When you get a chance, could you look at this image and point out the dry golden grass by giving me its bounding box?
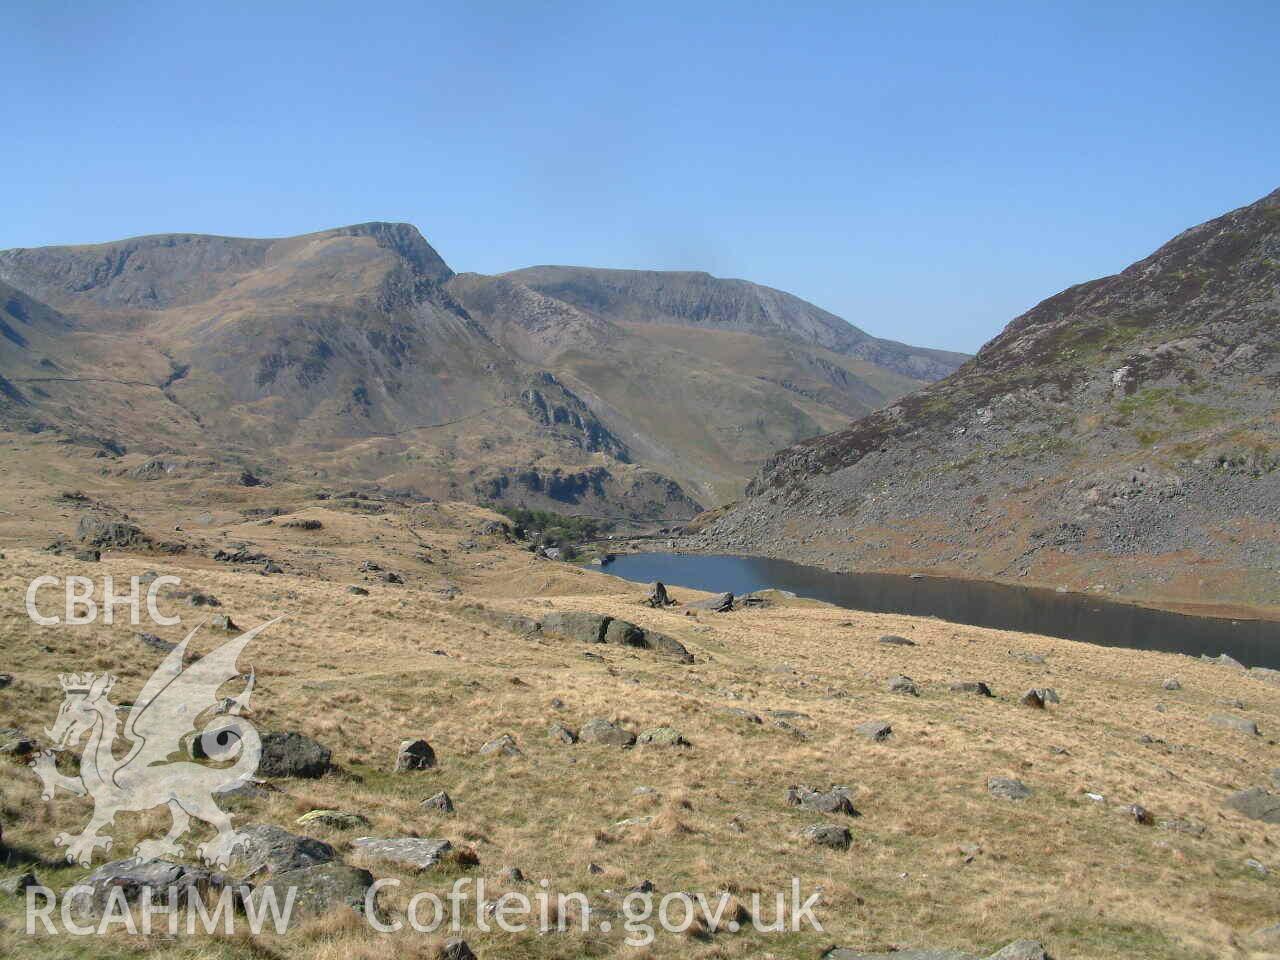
[0,437,1277,959]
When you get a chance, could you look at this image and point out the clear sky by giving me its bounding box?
[3,2,1277,352]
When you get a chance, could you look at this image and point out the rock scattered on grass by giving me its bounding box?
[800,822,851,850]
[1209,714,1259,736]
[395,738,437,772]
[479,734,522,757]
[987,777,1032,801]
[423,790,455,813]
[950,681,993,697]
[350,836,453,872]
[296,809,370,830]
[1019,690,1046,709]
[580,718,636,747]
[258,731,332,779]
[786,785,857,816]
[548,721,578,744]
[855,720,893,742]
[888,675,919,696]
[637,726,689,747]
[1224,787,1280,823]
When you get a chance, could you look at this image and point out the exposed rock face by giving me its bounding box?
[697,188,1280,607]
[538,611,693,662]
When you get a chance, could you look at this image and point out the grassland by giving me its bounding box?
[0,435,1277,959]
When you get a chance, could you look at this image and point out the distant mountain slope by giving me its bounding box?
[503,265,968,379]
[0,223,962,521]
[697,188,1280,609]
[449,271,942,504]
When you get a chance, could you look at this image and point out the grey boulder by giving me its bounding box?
[258,731,332,778]
[580,718,636,747]
[350,836,453,872]
[235,824,335,876]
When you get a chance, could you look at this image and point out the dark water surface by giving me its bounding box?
[602,552,1280,669]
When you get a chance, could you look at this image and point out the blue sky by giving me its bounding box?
[3,2,1276,352]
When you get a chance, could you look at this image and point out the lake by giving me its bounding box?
[600,552,1280,669]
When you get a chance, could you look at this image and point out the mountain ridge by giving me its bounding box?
[0,221,962,520]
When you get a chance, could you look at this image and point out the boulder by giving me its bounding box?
[1032,688,1060,704]
[439,940,477,960]
[888,675,919,696]
[540,610,610,643]
[689,592,734,612]
[1019,690,1045,709]
[1202,652,1245,669]
[580,718,636,747]
[395,738,437,771]
[1209,714,1259,736]
[640,629,695,663]
[987,777,1032,800]
[786,786,857,816]
[646,582,674,607]
[636,726,689,748]
[350,836,453,872]
[1162,678,1181,690]
[879,635,916,646]
[603,618,647,647]
[258,731,332,778]
[247,863,375,927]
[950,681,993,697]
[71,858,239,918]
[1224,787,1280,824]
[423,790,455,813]
[235,824,336,875]
[800,822,851,850]
[548,721,578,744]
[855,720,893,742]
[347,585,370,596]
[0,871,39,896]
[295,810,370,830]
[479,734,522,757]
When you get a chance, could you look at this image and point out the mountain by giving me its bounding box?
[0,224,961,520]
[503,265,967,379]
[697,188,1280,609]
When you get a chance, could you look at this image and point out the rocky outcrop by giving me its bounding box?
[698,187,1280,607]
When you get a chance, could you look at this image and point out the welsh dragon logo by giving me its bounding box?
[31,619,278,867]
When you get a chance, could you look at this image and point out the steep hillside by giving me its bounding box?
[698,188,1280,609]
[450,272,942,503]
[0,225,697,519]
[504,265,968,379]
[0,223,961,520]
